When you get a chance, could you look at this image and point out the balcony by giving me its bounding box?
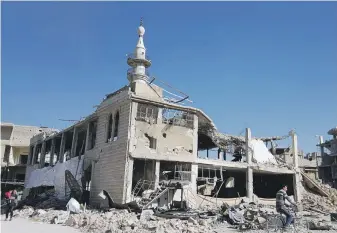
[127,68,150,78]
[1,178,25,185]
[127,53,151,68]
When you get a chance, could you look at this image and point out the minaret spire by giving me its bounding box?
[127,18,151,84]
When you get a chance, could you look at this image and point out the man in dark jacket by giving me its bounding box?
[276,185,297,229]
[5,189,17,221]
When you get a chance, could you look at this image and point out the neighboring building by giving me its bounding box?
[318,127,337,187]
[24,21,303,207]
[272,145,320,180]
[1,122,57,185]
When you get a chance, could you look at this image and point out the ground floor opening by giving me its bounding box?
[253,172,294,198]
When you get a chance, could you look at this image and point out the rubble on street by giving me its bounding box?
[13,181,337,233]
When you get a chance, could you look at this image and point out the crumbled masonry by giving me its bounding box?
[13,172,337,233]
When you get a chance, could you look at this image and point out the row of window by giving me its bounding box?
[28,110,121,166]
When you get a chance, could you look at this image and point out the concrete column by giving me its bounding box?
[319,136,324,159]
[180,187,184,208]
[27,146,33,166]
[155,161,160,188]
[124,158,134,203]
[292,133,299,168]
[245,128,253,202]
[50,138,56,166]
[40,141,47,168]
[85,124,90,152]
[71,127,78,158]
[59,133,66,163]
[8,146,14,166]
[31,144,37,165]
[292,131,302,203]
[193,114,199,159]
[317,136,324,179]
[191,163,198,194]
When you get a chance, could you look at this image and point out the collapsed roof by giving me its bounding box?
[198,121,290,151]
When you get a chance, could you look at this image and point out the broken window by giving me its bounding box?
[88,120,97,150]
[54,137,62,164]
[15,173,25,182]
[145,134,157,149]
[113,111,119,141]
[34,144,42,164]
[106,114,113,142]
[44,140,52,167]
[19,154,28,165]
[64,131,74,161]
[160,161,191,181]
[162,108,194,128]
[136,103,158,124]
[29,146,34,165]
[3,145,11,163]
[75,129,87,157]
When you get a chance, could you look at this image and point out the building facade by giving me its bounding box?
[318,127,337,187]
[1,122,56,184]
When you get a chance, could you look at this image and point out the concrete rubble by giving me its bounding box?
[13,182,337,233]
[300,178,337,214]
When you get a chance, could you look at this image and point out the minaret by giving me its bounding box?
[127,18,152,83]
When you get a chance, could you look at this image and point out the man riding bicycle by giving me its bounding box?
[276,184,297,229]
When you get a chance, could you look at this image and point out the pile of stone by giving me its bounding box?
[300,181,337,214]
[219,200,270,231]
[14,206,220,233]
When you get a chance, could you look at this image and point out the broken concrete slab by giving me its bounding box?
[301,171,329,197]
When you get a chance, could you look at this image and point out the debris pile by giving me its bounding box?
[219,200,272,231]
[16,190,68,210]
[14,207,220,233]
[300,180,337,214]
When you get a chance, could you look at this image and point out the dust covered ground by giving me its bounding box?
[5,206,337,233]
[1,215,80,233]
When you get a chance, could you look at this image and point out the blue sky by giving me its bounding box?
[2,2,337,153]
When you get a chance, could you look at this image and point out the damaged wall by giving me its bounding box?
[25,156,84,199]
[131,121,194,160]
[129,102,197,163]
[89,92,131,206]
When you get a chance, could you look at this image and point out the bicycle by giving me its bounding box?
[265,206,301,232]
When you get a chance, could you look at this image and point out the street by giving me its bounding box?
[1,215,80,233]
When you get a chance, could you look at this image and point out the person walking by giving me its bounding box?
[5,189,17,221]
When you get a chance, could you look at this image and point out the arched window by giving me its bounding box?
[113,111,119,140]
[106,114,113,142]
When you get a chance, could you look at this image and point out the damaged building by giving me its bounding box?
[318,127,337,188]
[1,122,56,195]
[23,20,303,208]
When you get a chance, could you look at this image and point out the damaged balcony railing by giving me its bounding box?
[131,179,155,201]
[162,108,194,129]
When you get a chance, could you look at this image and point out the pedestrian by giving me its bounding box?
[4,189,17,221]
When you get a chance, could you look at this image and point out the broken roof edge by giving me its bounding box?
[130,93,216,129]
[103,85,130,102]
[131,94,290,147]
[1,122,14,127]
[30,87,130,144]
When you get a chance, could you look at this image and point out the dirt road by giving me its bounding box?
[1,216,80,233]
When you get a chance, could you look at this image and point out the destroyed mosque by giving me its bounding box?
[23,21,304,208]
